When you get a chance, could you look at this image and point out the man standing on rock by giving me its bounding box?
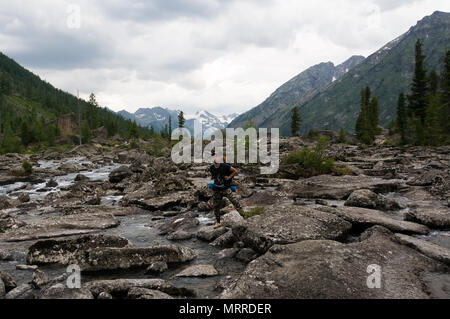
[210,157,242,228]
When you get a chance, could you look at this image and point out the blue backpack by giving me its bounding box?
[209,182,237,192]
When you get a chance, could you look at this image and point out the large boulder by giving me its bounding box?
[404,206,450,229]
[83,279,194,298]
[315,206,430,235]
[109,166,132,183]
[345,189,400,211]
[27,235,132,265]
[27,235,196,271]
[220,226,448,299]
[232,206,352,254]
[221,210,244,228]
[394,233,450,266]
[197,226,228,242]
[283,175,404,200]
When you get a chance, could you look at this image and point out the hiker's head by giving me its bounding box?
[213,156,222,168]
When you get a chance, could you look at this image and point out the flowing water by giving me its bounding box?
[0,158,245,298]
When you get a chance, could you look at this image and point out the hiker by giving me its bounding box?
[210,157,241,228]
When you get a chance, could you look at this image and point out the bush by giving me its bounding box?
[129,139,140,150]
[240,207,265,219]
[22,160,33,175]
[332,166,353,176]
[282,136,335,177]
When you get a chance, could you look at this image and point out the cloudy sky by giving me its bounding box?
[1,0,449,115]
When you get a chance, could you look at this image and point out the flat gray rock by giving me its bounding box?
[232,205,352,253]
[174,265,219,278]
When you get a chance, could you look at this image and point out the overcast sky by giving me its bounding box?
[1,0,449,115]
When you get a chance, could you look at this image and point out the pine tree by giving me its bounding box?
[441,50,450,140]
[355,87,375,144]
[178,111,185,129]
[397,93,407,145]
[128,121,139,139]
[81,122,92,144]
[290,106,301,136]
[368,96,379,135]
[168,116,172,140]
[408,39,429,124]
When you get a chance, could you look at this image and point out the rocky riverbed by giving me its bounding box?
[0,139,449,299]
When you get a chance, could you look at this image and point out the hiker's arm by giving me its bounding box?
[225,166,238,180]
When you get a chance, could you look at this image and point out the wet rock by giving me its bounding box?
[220,226,447,299]
[5,284,35,299]
[210,230,237,248]
[27,234,131,265]
[315,206,430,235]
[217,248,239,259]
[75,174,90,182]
[146,261,168,274]
[345,189,400,211]
[127,287,173,299]
[122,190,196,211]
[0,195,17,210]
[221,210,244,228]
[197,226,228,242]
[81,245,197,271]
[0,270,17,292]
[235,248,258,263]
[27,234,196,271]
[232,206,352,254]
[167,230,194,241]
[109,166,132,183]
[2,213,120,242]
[97,291,113,299]
[16,265,38,271]
[46,179,58,188]
[84,279,195,298]
[30,270,49,289]
[41,283,94,299]
[174,265,219,278]
[18,193,30,203]
[157,214,199,235]
[404,206,450,229]
[394,234,450,265]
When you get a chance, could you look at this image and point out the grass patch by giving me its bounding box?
[282,136,335,177]
[331,166,353,176]
[239,207,265,219]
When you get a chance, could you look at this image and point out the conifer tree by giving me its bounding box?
[408,39,429,124]
[178,111,185,129]
[290,106,301,136]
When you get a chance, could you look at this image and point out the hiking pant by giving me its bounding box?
[213,188,241,223]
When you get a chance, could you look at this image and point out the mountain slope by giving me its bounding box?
[228,55,365,129]
[0,52,149,147]
[236,11,450,135]
[287,10,450,134]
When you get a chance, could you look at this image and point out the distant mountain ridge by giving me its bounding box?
[117,107,239,136]
[229,11,450,135]
[228,55,365,130]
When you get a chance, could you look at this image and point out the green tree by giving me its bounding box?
[168,116,172,140]
[355,87,375,144]
[178,111,185,129]
[408,39,429,124]
[290,106,302,136]
[81,121,92,144]
[338,128,346,143]
[397,93,407,145]
[128,121,139,139]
